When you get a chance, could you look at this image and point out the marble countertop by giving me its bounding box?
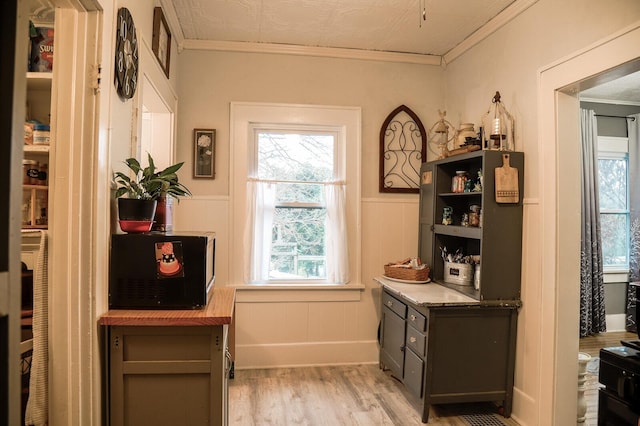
[374,276,480,307]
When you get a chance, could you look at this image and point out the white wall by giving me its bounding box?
[443,1,640,425]
[174,50,444,366]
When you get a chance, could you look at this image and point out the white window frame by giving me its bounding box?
[230,102,362,289]
[597,136,630,274]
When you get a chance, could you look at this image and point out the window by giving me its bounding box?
[249,129,338,282]
[230,103,361,286]
[597,137,630,270]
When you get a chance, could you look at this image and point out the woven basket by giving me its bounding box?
[384,264,430,281]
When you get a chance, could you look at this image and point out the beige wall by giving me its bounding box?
[443,0,640,424]
[173,51,444,366]
[136,1,639,425]
[108,0,180,183]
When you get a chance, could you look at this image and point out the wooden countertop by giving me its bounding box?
[99,287,235,326]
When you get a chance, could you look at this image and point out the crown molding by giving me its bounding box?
[160,0,186,53]
[182,39,442,66]
[162,0,536,65]
[442,0,539,66]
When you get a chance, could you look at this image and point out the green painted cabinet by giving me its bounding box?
[378,150,524,422]
[107,325,230,426]
[419,150,524,300]
[379,287,519,423]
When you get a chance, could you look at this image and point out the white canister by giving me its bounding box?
[456,123,475,148]
[474,264,481,290]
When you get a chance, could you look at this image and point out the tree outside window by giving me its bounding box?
[598,153,629,269]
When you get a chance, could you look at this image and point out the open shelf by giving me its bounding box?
[419,150,524,301]
[26,72,53,90]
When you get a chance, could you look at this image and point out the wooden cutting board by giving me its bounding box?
[494,153,519,203]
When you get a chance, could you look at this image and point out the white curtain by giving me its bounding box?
[324,181,350,284]
[244,179,350,284]
[243,179,276,282]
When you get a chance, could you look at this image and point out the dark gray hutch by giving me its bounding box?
[377,150,524,423]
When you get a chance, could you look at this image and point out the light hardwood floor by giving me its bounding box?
[229,331,637,425]
[579,330,637,426]
[229,364,520,425]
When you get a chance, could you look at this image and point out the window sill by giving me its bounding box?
[231,283,366,303]
[603,270,630,284]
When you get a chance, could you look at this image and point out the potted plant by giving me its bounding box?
[114,154,192,232]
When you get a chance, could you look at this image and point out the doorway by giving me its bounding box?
[539,23,640,425]
[576,72,640,424]
[9,2,104,425]
[139,74,175,169]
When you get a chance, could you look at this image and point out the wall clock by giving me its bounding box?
[114,7,139,100]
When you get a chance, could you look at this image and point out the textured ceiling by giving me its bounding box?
[31,0,638,103]
[580,71,640,104]
[170,0,517,56]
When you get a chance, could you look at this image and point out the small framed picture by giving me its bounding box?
[193,129,216,178]
[152,7,171,78]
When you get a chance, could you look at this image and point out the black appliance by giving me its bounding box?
[598,282,640,425]
[109,232,215,309]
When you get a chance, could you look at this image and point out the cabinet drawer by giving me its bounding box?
[382,292,407,319]
[407,307,427,332]
[405,325,426,357]
[404,348,424,398]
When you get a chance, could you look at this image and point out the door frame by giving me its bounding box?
[46,4,105,425]
[3,0,27,424]
[538,21,640,425]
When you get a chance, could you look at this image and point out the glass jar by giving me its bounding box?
[22,190,31,226]
[34,190,48,226]
[461,213,469,227]
[451,171,467,193]
[23,160,39,185]
[38,163,48,186]
[469,205,481,227]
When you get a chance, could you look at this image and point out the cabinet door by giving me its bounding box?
[380,306,405,379]
[404,347,424,398]
[109,325,228,426]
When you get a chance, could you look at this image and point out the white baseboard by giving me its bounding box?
[511,386,535,426]
[606,313,627,332]
[234,340,379,369]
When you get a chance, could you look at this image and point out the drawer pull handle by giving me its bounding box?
[387,301,393,307]
[410,314,416,321]
[409,336,417,343]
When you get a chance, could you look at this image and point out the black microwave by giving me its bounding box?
[109,232,215,309]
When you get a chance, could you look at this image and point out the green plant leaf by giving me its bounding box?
[125,158,142,175]
[114,154,192,201]
[158,162,184,176]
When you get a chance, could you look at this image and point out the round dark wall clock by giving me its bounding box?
[114,7,139,100]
